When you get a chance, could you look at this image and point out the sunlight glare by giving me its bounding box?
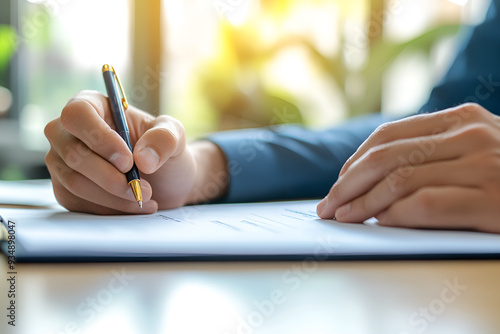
[448,0,468,6]
[81,308,137,334]
[56,0,130,71]
[160,281,240,333]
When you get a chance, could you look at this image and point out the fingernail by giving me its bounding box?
[317,196,329,217]
[335,202,351,220]
[136,147,160,172]
[110,152,132,172]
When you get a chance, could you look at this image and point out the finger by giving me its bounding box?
[46,151,157,214]
[319,122,495,219]
[45,123,154,202]
[59,91,136,173]
[51,179,142,215]
[338,103,489,177]
[377,186,500,233]
[334,157,482,223]
[133,115,186,174]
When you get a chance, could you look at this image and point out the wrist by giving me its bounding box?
[186,141,229,204]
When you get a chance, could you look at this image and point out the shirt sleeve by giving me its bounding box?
[208,113,394,202]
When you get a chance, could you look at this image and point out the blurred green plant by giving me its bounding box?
[0,25,17,78]
[196,3,460,130]
[311,24,461,117]
[198,23,304,131]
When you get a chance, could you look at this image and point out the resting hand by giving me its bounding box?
[45,91,228,214]
[317,103,500,233]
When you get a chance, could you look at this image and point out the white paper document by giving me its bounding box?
[2,200,500,261]
[0,179,59,207]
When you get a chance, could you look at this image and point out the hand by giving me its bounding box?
[316,103,500,233]
[45,91,229,214]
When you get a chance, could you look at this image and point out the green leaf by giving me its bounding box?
[350,24,462,116]
[364,24,461,78]
[0,25,17,74]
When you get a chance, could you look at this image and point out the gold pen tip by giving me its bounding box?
[128,179,143,206]
[0,224,6,241]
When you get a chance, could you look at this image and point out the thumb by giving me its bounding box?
[133,115,186,174]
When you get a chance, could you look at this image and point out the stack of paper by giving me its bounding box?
[0,179,58,207]
[2,199,500,262]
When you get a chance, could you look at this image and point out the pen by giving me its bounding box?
[0,224,6,241]
[102,64,143,208]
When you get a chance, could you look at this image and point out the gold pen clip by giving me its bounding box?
[102,64,129,110]
[0,224,7,241]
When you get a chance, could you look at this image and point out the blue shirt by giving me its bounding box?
[209,0,500,203]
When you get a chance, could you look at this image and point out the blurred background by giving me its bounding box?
[0,0,491,180]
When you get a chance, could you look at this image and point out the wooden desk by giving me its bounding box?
[1,255,499,334]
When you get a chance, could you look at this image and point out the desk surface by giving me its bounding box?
[1,255,499,334]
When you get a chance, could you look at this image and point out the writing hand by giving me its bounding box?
[45,91,228,214]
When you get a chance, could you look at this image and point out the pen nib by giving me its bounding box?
[128,179,143,209]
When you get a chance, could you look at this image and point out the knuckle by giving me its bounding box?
[60,143,83,169]
[171,116,186,133]
[160,114,178,124]
[44,150,54,167]
[159,115,185,138]
[411,189,436,223]
[444,104,464,117]
[458,102,481,112]
[44,119,58,141]
[60,100,84,129]
[477,150,500,182]
[155,114,171,123]
[364,146,388,167]
[460,102,484,114]
[175,123,187,149]
[155,126,177,145]
[342,156,353,168]
[329,184,342,201]
[60,94,103,130]
[387,168,410,196]
[459,124,496,144]
[62,170,84,196]
[458,103,490,121]
[154,118,187,154]
[372,122,394,142]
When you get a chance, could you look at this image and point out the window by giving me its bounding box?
[161,0,489,136]
[13,0,132,150]
[0,0,491,179]
[0,0,132,179]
